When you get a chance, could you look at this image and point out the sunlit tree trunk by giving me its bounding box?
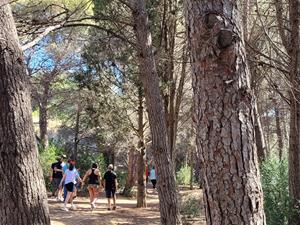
[136,85,147,207]
[131,0,182,223]
[185,0,266,224]
[0,3,50,225]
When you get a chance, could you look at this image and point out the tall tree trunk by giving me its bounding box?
[185,0,266,224]
[253,100,266,162]
[288,0,300,222]
[137,85,147,207]
[131,0,182,223]
[189,146,194,190]
[274,107,283,160]
[124,146,137,196]
[0,3,50,225]
[73,103,80,160]
[39,88,49,149]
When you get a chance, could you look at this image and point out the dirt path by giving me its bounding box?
[50,189,160,225]
[50,187,205,225]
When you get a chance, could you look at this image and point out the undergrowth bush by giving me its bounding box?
[176,166,191,185]
[181,197,201,218]
[39,142,65,191]
[261,156,299,225]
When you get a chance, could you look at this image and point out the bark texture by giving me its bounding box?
[185,0,266,224]
[0,4,50,225]
[288,0,300,223]
[124,146,138,196]
[131,0,182,224]
[136,85,146,207]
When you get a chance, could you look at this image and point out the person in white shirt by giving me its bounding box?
[59,163,82,211]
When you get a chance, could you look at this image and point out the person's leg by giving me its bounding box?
[63,191,72,211]
[107,197,111,210]
[92,187,98,204]
[153,180,156,189]
[88,187,93,204]
[151,180,155,189]
[63,184,67,201]
[112,190,116,210]
[106,190,112,210]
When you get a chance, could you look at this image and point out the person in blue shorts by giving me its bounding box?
[103,164,117,210]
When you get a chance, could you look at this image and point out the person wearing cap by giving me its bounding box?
[103,164,117,210]
[50,155,66,201]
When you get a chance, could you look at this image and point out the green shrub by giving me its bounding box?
[261,156,299,225]
[39,142,65,191]
[76,151,106,176]
[176,166,191,185]
[181,197,201,218]
[117,170,128,190]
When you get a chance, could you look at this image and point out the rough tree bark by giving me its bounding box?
[253,101,266,162]
[39,81,50,149]
[136,85,147,207]
[274,0,300,222]
[288,0,300,222]
[0,3,50,225]
[131,0,182,223]
[124,146,138,196]
[185,0,266,224]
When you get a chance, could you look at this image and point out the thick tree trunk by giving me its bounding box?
[288,0,300,223]
[185,0,266,224]
[136,85,147,207]
[124,146,136,195]
[131,0,182,223]
[0,4,50,225]
[288,94,300,225]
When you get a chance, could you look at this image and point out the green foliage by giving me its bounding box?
[39,142,65,190]
[76,150,106,176]
[261,156,299,225]
[117,170,128,189]
[176,166,191,185]
[181,197,201,218]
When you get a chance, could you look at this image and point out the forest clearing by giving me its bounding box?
[1,0,300,224]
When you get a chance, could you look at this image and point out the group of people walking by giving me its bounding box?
[50,155,117,211]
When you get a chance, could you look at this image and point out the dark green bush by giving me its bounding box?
[261,156,299,225]
[181,197,201,218]
[39,142,65,191]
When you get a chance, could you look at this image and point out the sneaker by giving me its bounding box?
[92,203,96,209]
[71,204,77,210]
[112,206,116,210]
[107,208,111,211]
[62,207,69,212]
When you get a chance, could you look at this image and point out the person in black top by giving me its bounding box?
[50,155,66,200]
[103,164,117,210]
[82,163,102,210]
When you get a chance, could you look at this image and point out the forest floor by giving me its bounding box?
[49,186,205,225]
